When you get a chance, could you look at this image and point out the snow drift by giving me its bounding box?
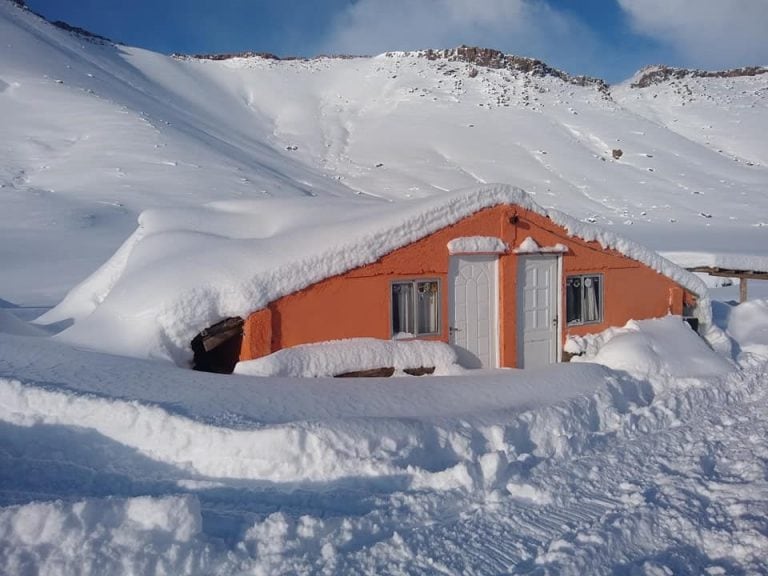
[0,309,767,573]
[234,338,463,377]
[566,315,735,380]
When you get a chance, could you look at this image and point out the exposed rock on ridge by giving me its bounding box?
[8,0,116,44]
[631,65,768,88]
[172,51,364,62]
[50,20,114,44]
[401,46,610,92]
[173,51,295,61]
[173,44,610,94]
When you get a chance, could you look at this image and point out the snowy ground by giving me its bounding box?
[1,306,767,574]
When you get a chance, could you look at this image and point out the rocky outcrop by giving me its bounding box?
[174,44,610,94]
[401,46,610,92]
[10,0,116,45]
[172,51,363,62]
[174,51,288,61]
[631,65,768,88]
[51,20,114,44]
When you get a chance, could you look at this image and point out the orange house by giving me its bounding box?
[210,189,705,373]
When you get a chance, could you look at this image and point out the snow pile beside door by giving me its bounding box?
[565,315,735,379]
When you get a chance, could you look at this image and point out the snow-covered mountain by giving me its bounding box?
[3,3,768,573]
[1,1,766,305]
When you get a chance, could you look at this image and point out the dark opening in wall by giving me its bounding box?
[191,317,244,374]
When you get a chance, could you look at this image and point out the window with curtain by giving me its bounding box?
[566,274,602,325]
[391,280,440,336]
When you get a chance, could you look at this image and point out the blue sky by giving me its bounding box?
[24,0,768,83]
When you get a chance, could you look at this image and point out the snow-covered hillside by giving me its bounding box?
[1,1,767,306]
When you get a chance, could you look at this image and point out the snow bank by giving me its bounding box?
[1,313,767,573]
[0,376,404,482]
[0,315,747,491]
[235,338,463,377]
[720,299,768,366]
[0,360,623,487]
[566,316,734,380]
[38,184,709,365]
[0,495,207,576]
[662,251,768,273]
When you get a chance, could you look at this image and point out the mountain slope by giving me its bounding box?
[1,1,767,305]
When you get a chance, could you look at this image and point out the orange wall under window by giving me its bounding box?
[240,205,691,367]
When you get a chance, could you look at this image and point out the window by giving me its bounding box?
[566,274,603,325]
[391,280,440,336]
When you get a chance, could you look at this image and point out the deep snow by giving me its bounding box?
[1,2,767,307]
[1,2,768,574]
[1,305,767,574]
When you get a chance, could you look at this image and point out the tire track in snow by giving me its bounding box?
[339,364,768,575]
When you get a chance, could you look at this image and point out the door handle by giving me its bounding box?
[552,316,558,327]
[449,326,462,333]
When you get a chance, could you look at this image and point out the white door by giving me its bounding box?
[517,256,559,368]
[449,255,498,369]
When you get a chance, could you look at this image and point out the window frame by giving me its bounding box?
[390,278,442,338]
[565,273,604,326]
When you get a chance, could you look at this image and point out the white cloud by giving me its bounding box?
[319,0,597,69]
[618,0,768,68]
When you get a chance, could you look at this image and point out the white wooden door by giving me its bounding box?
[517,256,558,368]
[449,255,498,369]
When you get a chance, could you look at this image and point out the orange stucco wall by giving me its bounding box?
[240,204,693,367]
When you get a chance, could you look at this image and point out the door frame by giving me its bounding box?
[515,254,563,367]
[448,254,500,369]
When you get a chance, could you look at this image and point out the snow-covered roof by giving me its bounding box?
[662,251,768,274]
[39,184,709,364]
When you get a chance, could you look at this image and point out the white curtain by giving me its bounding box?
[584,276,600,322]
[392,283,413,334]
[416,281,438,334]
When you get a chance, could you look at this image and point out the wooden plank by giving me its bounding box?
[740,278,748,303]
[403,366,436,376]
[335,367,395,378]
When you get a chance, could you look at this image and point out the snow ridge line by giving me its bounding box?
[0,361,763,493]
[0,377,406,484]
